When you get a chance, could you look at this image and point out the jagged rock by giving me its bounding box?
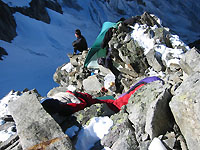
[0,1,17,42]
[0,47,8,60]
[13,0,49,24]
[47,86,69,97]
[121,76,135,91]
[119,68,138,77]
[99,65,113,76]
[73,103,115,126]
[169,71,200,150]
[180,47,200,75]
[127,81,174,142]
[139,140,151,150]
[83,75,102,93]
[44,0,63,14]
[146,49,165,72]
[13,0,62,24]
[168,63,181,72]
[140,12,160,27]
[101,111,138,150]
[53,64,69,85]
[110,31,149,74]
[68,50,88,66]
[161,132,176,150]
[8,92,73,150]
[153,27,172,48]
[145,88,174,139]
[54,52,91,90]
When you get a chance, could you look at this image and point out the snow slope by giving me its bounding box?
[0,1,100,98]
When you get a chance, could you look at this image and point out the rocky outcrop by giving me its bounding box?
[0,47,8,60]
[170,72,200,150]
[180,47,200,75]
[146,49,165,72]
[2,12,200,150]
[13,0,63,24]
[101,81,174,149]
[109,29,149,75]
[8,91,73,150]
[0,0,17,42]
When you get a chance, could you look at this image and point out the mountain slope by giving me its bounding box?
[0,0,200,98]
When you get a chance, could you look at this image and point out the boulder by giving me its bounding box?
[0,47,8,60]
[47,86,69,97]
[13,0,50,24]
[101,111,138,150]
[13,0,62,24]
[146,49,165,72]
[140,12,160,27]
[153,27,172,48]
[169,71,200,150]
[74,103,115,126]
[111,34,149,74]
[161,132,176,150]
[180,47,200,75]
[145,89,174,139]
[8,92,73,150]
[119,68,138,77]
[127,81,174,141]
[0,1,17,42]
[83,76,102,93]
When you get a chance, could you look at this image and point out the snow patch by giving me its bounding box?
[75,116,113,150]
[131,23,189,67]
[148,137,167,150]
[61,63,74,73]
[0,91,21,118]
[0,126,16,142]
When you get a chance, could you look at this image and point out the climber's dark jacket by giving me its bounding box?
[101,27,113,49]
[72,35,88,53]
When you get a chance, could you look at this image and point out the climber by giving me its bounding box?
[41,76,163,116]
[72,29,88,55]
[98,25,122,93]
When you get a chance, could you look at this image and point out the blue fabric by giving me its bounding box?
[118,76,163,98]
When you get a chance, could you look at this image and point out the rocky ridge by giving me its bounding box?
[0,12,200,150]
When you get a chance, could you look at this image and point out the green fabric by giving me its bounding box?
[96,95,115,100]
[84,22,119,67]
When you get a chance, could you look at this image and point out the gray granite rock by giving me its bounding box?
[83,75,102,93]
[170,72,200,150]
[180,47,200,75]
[8,92,73,150]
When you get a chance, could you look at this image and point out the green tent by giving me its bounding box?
[84,22,119,68]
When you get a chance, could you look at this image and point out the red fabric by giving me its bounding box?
[112,83,145,110]
[64,83,145,114]
[65,90,115,113]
